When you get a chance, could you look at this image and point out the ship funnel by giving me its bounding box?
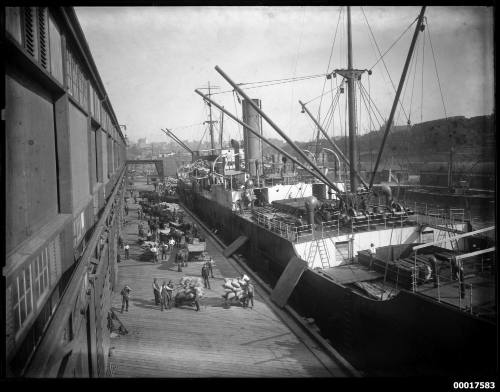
[242,99,263,178]
[230,139,240,170]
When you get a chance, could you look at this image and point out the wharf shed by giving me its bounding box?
[5,7,127,377]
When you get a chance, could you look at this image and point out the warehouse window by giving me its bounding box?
[33,248,50,305]
[13,265,34,333]
[73,211,86,247]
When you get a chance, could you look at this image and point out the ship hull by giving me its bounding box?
[179,188,496,376]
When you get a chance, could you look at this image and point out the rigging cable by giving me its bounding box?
[315,7,344,155]
[395,40,419,126]
[358,82,385,126]
[426,18,448,119]
[361,7,412,123]
[288,6,306,132]
[211,74,325,96]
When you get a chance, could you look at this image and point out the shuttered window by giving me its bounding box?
[38,7,49,70]
[23,7,38,60]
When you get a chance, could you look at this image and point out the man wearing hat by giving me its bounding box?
[121,285,132,313]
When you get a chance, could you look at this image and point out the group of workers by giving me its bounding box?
[152,278,175,311]
[119,189,257,315]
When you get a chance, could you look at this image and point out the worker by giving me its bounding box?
[152,278,161,306]
[151,244,158,263]
[124,243,130,259]
[120,285,132,313]
[165,280,174,309]
[369,243,376,270]
[160,281,170,311]
[244,282,255,309]
[193,288,201,312]
[428,255,440,288]
[451,256,465,299]
[201,263,211,289]
[176,251,183,272]
[161,242,168,260]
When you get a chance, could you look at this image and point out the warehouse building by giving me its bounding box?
[5,7,127,376]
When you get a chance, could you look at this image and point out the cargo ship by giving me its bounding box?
[176,7,496,376]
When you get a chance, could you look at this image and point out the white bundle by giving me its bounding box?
[195,287,204,298]
[223,283,234,290]
[180,276,202,288]
[231,280,241,289]
[225,292,236,300]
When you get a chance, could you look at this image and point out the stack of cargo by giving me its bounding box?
[221,277,248,302]
[175,276,204,302]
[358,250,431,289]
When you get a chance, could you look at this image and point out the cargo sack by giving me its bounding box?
[231,281,241,289]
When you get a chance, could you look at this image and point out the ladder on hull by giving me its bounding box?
[306,238,331,269]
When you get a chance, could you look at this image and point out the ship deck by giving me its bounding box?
[320,262,495,319]
[109,188,347,377]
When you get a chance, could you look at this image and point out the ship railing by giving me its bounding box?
[294,224,314,242]
[320,220,341,237]
[351,213,411,232]
[411,246,495,315]
[251,209,297,239]
[411,202,466,226]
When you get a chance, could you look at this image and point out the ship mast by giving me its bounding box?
[200,82,219,154]
[334,7,367,193]
[208,82,215,152]
[346,6,358,193]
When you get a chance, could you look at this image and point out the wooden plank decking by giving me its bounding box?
[109,196,342,377]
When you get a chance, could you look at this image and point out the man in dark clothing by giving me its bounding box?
[161,242,167,260]
[207,256,215,278]
[201,263,211,289]
[244,283,254,309]
[428,255,440,288]
[160,282,170,311]
[121,285,132,313]
[451,256,466,299]
[152,278,161,305]
[176,252,183,272]
[193,289,200,312]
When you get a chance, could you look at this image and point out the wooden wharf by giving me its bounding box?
[109,195,348,377]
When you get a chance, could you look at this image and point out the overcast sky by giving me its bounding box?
[75,6,494,145]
